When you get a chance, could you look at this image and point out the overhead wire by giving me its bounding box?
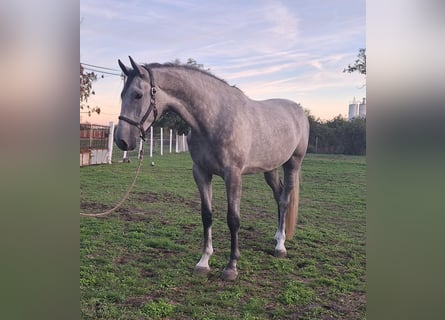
[81,62,123,77]
[81,62,120,71]
[83,66,122,77]
[80,62,124,117]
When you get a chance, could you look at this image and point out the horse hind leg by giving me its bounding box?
[274,157,302,258]
[192,164,214,275]
[264,169,283,209]
[264,170,286,257]
[221,168,242,281]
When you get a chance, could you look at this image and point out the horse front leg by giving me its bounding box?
[192,164,214,275]
[221,169,242,281]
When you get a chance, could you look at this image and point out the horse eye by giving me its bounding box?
[135,92,143,99]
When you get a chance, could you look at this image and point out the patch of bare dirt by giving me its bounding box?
[113,252,141,265]
[124,295,155,308]
[287,290,365,320]
[133,191,200,211]
[324,291,366,319]
[140,268,155,278]
[81,201,156,220]
[80,201,111,212]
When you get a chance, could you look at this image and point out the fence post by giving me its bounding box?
[315,136,318,153]
[107,121,114,164]
[169,129,173,153]
[150,126,153,157]
[89,123,93,148]
[160,127,163,156]
[182,133,186,152]
[138,139,143,159]
[175,132,179,153]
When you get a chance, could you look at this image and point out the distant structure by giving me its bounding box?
[348,97,358,120]
[358,97,366,118]
[348,97,366,120]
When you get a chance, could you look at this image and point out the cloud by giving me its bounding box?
[260,0,300,44]
[238,60,365,100]
[309,60,323,70]
[81,0,365,123]
[223,62,300,80]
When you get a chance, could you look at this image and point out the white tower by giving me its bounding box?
[358,97,366,118]
[348,97,358,120]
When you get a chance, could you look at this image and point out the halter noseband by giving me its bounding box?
[118,67,158,141]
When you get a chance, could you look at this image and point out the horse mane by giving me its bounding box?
[143,62,241,91]
[121,62,241,98]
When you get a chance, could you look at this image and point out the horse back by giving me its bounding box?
[188,97,308,175]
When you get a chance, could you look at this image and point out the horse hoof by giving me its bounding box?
[193,266,211,275]
[274,249,287,258]
[221,268,238,281]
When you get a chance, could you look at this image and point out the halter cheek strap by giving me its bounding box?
[118,67,158,141]
[118,100,157,141]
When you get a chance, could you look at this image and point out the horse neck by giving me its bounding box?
[154,67,232,134]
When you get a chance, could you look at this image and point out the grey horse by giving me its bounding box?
[115,57,309,281]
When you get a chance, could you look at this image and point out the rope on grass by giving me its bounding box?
[80,148,144,217]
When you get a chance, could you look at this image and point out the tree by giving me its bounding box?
[156,111,190,135]
[305,110,366,155]
[80,63,101,116]
[344,118,366,155]
[172,57,210,71]
[343,48,366,75]
[306,109,323,153]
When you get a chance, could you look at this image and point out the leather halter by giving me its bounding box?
[118,67,158,141]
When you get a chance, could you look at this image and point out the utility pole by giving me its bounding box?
[315,136,318,153]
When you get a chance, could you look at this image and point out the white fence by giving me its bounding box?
[80,122,189,166]
[115,126,189,162]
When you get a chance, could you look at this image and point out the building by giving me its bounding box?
[358,97,366,118]
[348,97,366,120]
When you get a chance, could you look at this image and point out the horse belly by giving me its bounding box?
[243,142,296,174]
[239,124,298,174]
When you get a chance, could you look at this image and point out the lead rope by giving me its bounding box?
[80,146,144,217]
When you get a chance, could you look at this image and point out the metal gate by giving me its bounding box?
[80,123,114,166]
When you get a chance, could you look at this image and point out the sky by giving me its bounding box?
[80,0,365,125]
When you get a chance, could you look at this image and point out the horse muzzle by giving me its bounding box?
[114,123,137,151]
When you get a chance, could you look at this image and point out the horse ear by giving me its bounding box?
[129,56,145,78]
[118,59,130,76]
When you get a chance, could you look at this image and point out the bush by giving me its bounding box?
[307,113,366,155]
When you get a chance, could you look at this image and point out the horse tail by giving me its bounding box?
[285,173,300,240]
[285,111,308,240]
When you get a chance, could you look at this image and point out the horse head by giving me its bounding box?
[115,56,157,150]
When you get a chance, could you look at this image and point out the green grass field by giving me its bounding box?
[80,152,366,319]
